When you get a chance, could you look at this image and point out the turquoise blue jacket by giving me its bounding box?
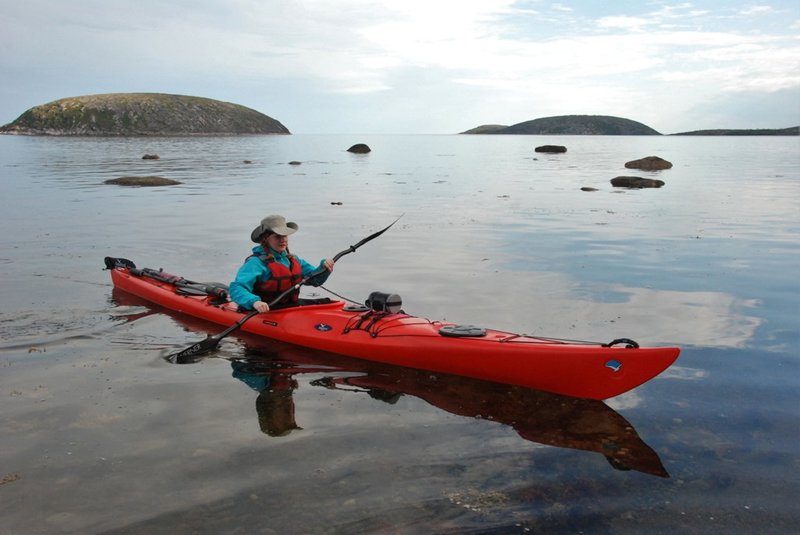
[229,246,331,310]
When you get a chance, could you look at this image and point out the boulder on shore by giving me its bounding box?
[611,176,665,189]
[625,156,672,170]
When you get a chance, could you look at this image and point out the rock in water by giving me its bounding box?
[347,143,371,153]
[624,156,673,170]
[535,145,567,153]
[104,176,182,186]
[611,176,665,188]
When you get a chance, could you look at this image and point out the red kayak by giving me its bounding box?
[105,257,679,400]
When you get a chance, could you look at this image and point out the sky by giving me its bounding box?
[2,0,799,134]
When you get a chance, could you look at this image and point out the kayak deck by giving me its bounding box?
[106,259,680,400]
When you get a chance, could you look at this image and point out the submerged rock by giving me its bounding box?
[104,176,182,187]
[611,176,665,188]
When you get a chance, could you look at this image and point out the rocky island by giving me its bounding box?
[0,93,290,136]
[462,115,798,136]
[461,115,661,135]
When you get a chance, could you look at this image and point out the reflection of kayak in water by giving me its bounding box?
[106,257,680,400]
[112,289,668,477]
[310,370,670,478]
[231,351,669,478]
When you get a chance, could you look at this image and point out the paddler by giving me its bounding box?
[229,215,335,312]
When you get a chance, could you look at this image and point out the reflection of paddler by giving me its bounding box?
[231,360,301,437]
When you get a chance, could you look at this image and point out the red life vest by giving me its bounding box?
[250,253,303,307]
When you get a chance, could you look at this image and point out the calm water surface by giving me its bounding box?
[1,134,798,533]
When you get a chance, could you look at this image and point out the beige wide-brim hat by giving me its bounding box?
[251,214,299,242]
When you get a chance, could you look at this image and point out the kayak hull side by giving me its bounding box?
[109,267,680,400]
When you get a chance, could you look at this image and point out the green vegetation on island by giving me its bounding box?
[0,93,290,136]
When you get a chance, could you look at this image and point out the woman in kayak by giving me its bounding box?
[229,215,334,312]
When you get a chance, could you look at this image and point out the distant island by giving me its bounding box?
[461,115,661,135]
[0,93,290,136]
[462,124,511,135]
[462,116,799,136]
[670,127,798,136]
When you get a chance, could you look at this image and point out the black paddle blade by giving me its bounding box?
[168,335,221,363]
[169,310,259,364]
[331,214,403,263]
[104,256,136,270]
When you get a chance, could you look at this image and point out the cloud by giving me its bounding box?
[550,3,574,13]
[739,5,774,16]
[596,16,652,31]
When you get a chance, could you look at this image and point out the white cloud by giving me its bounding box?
[739,5,775,15]
[596,16,652,31]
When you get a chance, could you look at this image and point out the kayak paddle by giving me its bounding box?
[169,215,403,362]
